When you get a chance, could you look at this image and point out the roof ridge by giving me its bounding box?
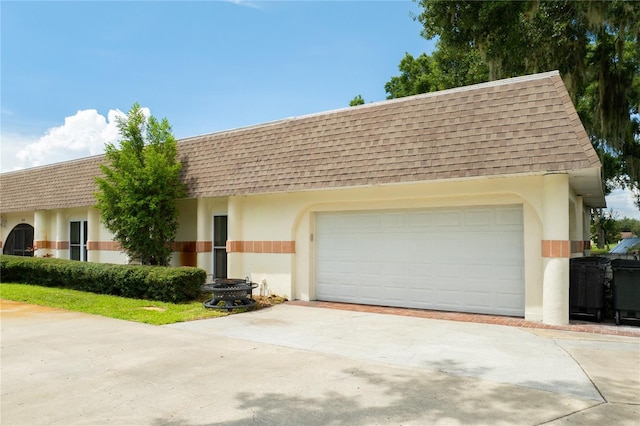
[180,71,563,142]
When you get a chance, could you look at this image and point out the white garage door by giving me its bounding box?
[315,205,524,316]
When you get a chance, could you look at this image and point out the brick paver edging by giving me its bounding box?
[287,300,640,338]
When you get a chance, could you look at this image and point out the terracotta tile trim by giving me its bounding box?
[571,240,584,254]
[226,240,295,254]
[583,240,591,250]
[27,240,296,254]
[34,240,51,249]
[86,241,121,251]
[196,241,212,253]
[171,241,196,252]
[541,239,570,258]
[170,241,221,253]
[289,301,640,338]
[39,240,210,253]
[34,240,70,250]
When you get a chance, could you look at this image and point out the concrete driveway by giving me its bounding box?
[1,300,638,425]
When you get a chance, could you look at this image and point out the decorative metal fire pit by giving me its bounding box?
[202,277,258,311]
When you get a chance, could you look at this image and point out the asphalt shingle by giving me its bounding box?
[0,71,602,213]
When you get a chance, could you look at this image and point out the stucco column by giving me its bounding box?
[34,210,48,255]
[575,196,584,237]
[542,174,570,325]
[87,207,100,262]
[574,196,586,257]
[227,196,243,277]
[55,211,66,257]
[581,198,592,256]
[196,198,212,274]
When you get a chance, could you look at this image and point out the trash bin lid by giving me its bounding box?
[610,258,640,269]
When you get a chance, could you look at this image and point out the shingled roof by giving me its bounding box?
[0,71,605,213]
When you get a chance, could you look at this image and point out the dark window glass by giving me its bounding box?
[70,246,81,261]
[214,249,227,279]
[70,222,80,245]
[213,215,228,278]
[83,221,88,260]
[213,216,227,247]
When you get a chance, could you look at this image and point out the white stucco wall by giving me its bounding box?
[175,199,197,242]
[2,173,583,324]
[226,174,550,321]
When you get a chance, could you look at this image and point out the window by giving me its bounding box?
[2,224,34,257]
[70,220,88,261]
[213,215,227,278]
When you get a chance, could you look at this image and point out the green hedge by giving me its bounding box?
[0,255,206,303]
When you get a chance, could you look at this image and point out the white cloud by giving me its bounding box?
[1,107,150,173]
[605,187,640,220]
[0,132,39,173]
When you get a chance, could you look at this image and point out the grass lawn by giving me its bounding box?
[0,283,285,325]
[590,246,612,255]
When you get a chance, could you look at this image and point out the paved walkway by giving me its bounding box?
[2,300,639,425]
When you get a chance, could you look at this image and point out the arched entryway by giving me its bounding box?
[3,224,35,256]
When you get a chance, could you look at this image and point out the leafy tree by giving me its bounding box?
[386,0,640,209]
[615,217,640,237]
[385,53,441,99]
[94,103,186,266]
[385,45,488,99]
[591,210,619,248]
[349,94,365,106]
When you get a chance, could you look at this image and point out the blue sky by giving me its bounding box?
[2,1,430,140]
[1,0,638,219]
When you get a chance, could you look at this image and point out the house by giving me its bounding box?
[0,71,605,325]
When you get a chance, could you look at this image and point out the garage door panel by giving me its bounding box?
[383,288,408,303]
[466,208,493,223]
[407,263,437,280]
[435,210,463,227]
[464,264,494,278]
[359,283,384,298]
[380,213,407,228]
[336,285,357,298]
[357,261,380,274]
[358,214,384,230]
[408,288,435,305]
[439,238,462,255]
[318,261,353,275]
[494,264,522,280]
[497,208,524,225]
[435,261,468,279]
[466,291,493,309]
[406,240,437,257]
[495,293,524,316]
[316,205,524,316]
[436,289,465,308]
[407,211,434,229]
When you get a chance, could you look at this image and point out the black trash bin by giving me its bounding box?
[569,257,609,322]
[611,259,640,325]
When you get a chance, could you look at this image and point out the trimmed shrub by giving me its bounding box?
[0,255,206,303]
